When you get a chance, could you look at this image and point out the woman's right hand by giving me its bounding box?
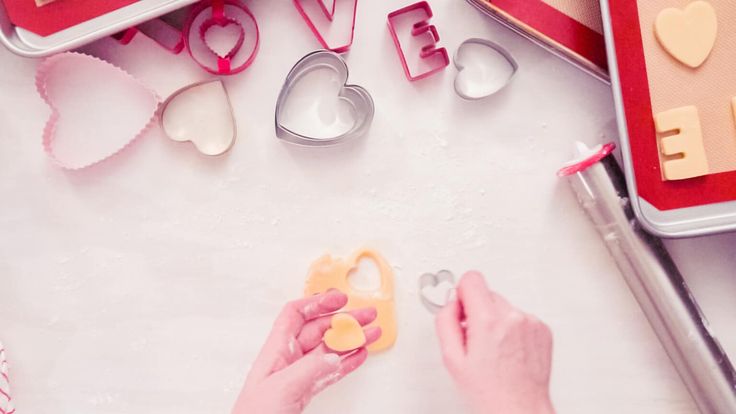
[435,271,555,414]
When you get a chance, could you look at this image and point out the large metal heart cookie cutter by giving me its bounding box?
[275,50,374,146]
[419,270,456,314]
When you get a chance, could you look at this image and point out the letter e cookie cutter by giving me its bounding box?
[387,1,450,81]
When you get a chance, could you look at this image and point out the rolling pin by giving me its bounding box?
[558,142,736,414]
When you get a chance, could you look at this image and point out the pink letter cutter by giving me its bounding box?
[293,0,358,53]
[387,1,449,81]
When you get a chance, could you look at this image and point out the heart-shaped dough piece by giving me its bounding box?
[453,39,518,100]
[35,53,159,169]
[655,1,717,68]
[323,313,366,352]
[160,80,236,156]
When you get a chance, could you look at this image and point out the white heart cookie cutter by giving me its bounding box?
[419,270,456,313]
[160,80,237,156]
[453,38,518,100]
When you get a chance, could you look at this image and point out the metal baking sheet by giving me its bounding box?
[600,0,736,238]
[0,0,197,57]
[465,0,609,83]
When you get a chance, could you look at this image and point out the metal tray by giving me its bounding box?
[465,0,609,84]
[600,0,736,238]
[0,0,197,57]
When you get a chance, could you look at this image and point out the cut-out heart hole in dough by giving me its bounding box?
[323,313,366,352]
[160,80,236,156]
[655,1,717,68]
[347,257,381,291]
[201,17,245,59]
[35,53,160,170]
[419,270,455,313]
[453,38,518,100]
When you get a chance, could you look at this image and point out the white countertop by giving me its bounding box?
[2,1,735,413]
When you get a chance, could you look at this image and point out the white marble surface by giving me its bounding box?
[1,1,736,413]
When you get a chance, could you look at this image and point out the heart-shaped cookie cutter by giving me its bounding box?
[0,341,14,414]
[274,50,374,146]
[36,53,240,169]
[112,19,185,54]
[35,52,160,170]
[159,79,237,156]
[199,16,245,61]
[293,0,358,53]
[453,38,518,100]
[419,270,456,313]
[183,0,260,75]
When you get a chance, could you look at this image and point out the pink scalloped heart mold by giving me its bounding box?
[35,53,160,170]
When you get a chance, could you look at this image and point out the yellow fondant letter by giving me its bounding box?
[654,106,709,180]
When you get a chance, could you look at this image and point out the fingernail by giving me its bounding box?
[319,289,345,305]
[463,270,483,279]
[323,353,341,366]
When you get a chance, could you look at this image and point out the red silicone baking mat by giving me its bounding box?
[609,0,736,211]
[3,0,137,36]
[479,0,608,72]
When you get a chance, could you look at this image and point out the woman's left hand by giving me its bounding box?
[232,289,381,414]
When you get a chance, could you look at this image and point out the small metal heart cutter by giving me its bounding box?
[419,270,456,314]
[453,38,518,100]
[275,50,375,146]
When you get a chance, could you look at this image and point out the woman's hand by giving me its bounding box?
[232,289,381,414]
[435,272,555,414]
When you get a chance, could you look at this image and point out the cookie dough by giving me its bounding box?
[654,106,709,180]
[305,249,397,352]
[654,1,717,68]
[323,313,367,352]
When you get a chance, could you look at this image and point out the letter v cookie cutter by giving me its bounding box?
[293,0,358,53]
[387,1,450,81]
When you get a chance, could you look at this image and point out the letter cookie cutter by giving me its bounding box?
[113,0,259,75]
[112,19,185,54]
[387,1,450,81]
[293,0,358,53]
[274,50,374,146]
